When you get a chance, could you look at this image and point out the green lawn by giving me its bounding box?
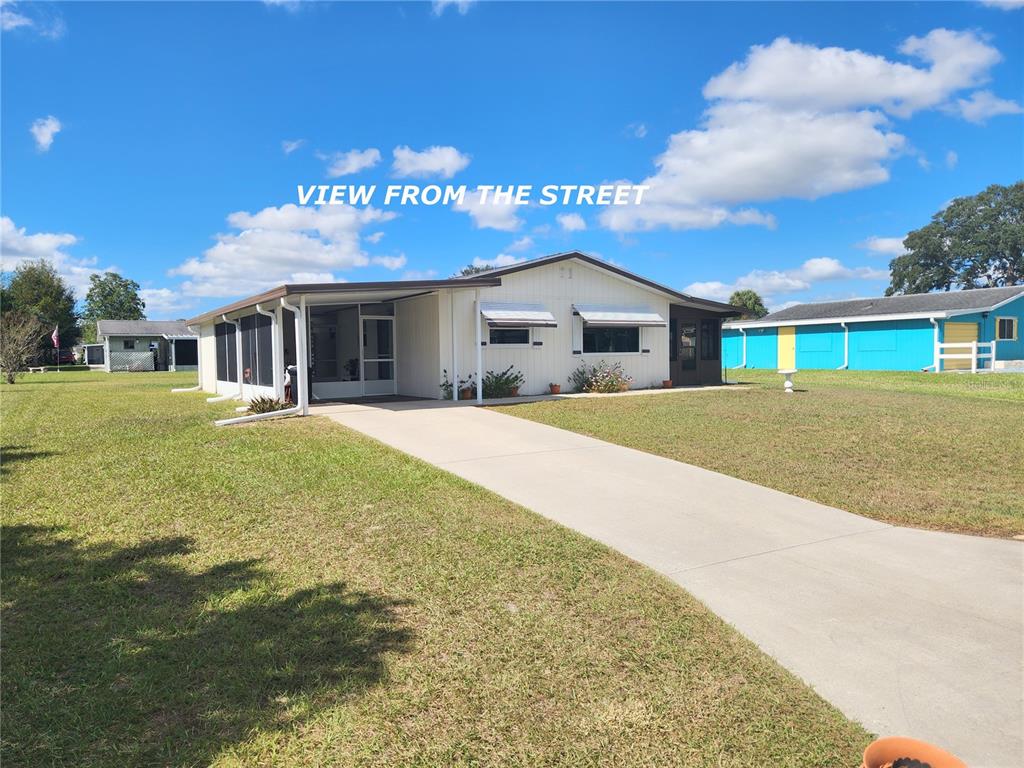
[1,371,868,766]
[499,369,1024,538]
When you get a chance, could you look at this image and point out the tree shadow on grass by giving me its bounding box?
[1,525,413,766]
[0,446,57,476]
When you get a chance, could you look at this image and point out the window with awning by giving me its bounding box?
[572,305,666,327]
[479,302,558,328]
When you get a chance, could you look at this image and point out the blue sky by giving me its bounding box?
[2,0,1022,319]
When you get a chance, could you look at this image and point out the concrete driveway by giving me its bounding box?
[315,400,1023,768]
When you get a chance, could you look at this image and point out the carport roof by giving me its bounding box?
[186,276,502,325]
[96,320,197,338]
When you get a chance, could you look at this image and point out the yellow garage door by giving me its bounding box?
[778,326,796,369]
[944,321,978,371]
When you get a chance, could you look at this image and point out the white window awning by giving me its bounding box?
[480,302,558,328]
[573,304,666,327]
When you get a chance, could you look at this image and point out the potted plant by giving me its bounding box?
[458,374,476,400]
[549,382,561,395]
[662,379,673,388]
[861,737,966,768]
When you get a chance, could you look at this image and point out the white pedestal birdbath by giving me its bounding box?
[778,369,797,394]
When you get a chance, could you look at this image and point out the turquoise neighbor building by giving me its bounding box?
[723,285,1024,373]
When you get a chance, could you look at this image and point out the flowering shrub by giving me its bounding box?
[482,365,525,398]
[569,360,633,393]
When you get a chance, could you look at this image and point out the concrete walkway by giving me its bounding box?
[315,401,1023,768]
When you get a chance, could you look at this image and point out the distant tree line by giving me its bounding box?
[0,261,146,379]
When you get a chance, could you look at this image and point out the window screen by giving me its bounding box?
[174,339,198,365]
[582,326,640,354]
[700,319,719,361]
[215,322,238,382]
[489,328,530,345]
[256,314,273,386]
[997,317,1017,340]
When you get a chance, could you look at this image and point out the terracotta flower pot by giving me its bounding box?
[861,737,967,768]
[510,386,520,397]
[459,388,474,400]
[662,379,673,388]
[549,384,561,395]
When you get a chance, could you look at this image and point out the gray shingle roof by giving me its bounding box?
[96,320,197,338]
[753,285,1024,324]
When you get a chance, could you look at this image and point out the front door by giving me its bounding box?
[670,317,699,385]
[943,321,978,371]
[361,316,395,395]
[777,326,796,369]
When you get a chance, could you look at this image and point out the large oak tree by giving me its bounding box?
[887,182,1023,295]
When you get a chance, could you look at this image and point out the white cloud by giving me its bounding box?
[402,268,438,280]
[365,231,385,244]
[684,257,889,304]
[320,147,381,177]
[138,288,197,320]
[371,253,407,271]
[704,30,1001,118]
[452,188,522,231]
[281,138,305,155]
[1,2,31,30]
[602,29,1016,233]
[432,0,474,16]
[1,2,65,37]
[0,216,117,297]
[953,90,1023,123]
[506,236,533,252]
[945,150,958,169]
[392,145,470,179]
[556,213,587,232]
[263,0,302,11]
[472,253,524,269]
[980,0,1024,9]
[170,203,396,297]
[30,116,61,152]
[625,122,648,138]
[859,236,908,257]
[290,272,338,283]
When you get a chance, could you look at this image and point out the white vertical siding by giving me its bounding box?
[396,293,441,398]
[199,322,218,393]
[440,260,671,396]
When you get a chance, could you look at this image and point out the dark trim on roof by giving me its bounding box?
[474,251,744,315]
[186,277,502,325]
[186,251,743,324]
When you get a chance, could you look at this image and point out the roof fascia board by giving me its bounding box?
[725,311,951,329]
[187,278,500,325]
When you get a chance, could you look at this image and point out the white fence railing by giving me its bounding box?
[936,341,995,373]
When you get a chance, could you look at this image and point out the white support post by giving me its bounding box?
[931,318,940,373]
[451,289,458,398]
[255,302,282,400]
[971,340,978,374]
[475,289,483,404]
[281,296,309,416]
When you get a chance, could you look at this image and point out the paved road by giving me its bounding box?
[315,400,1023,768]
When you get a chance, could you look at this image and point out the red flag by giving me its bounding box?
[51,325,59,349]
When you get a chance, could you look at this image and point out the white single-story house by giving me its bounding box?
[84,320,199,372]
[184,252,742,419]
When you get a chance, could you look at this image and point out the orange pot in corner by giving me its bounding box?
[549,383,561,395]
[862,737,967,768]
[662,379,673,388]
